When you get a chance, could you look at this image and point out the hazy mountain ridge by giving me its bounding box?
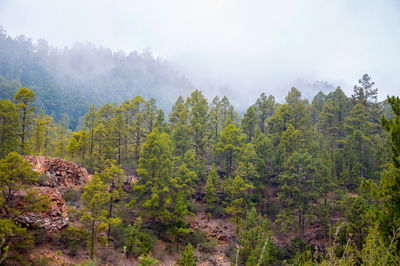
[0,27,193,129]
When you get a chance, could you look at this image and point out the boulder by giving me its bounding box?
[24,156,89,192]
[16,187,69,231]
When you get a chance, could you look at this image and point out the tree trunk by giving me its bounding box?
[107,195,114,238]
[90,219,95,259]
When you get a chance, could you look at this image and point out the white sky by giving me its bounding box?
[0,0,399,105]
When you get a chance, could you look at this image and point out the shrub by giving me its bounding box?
[56,226,88,256]
[32,255,52,266]
[63,188,81,206]
[138,253,158,266]
[31,228,48,245]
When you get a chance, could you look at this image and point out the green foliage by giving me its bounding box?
[0,99,19,157]
[382,96,400,167]
[187,90,210,161]
[170,96,191,157]
[224,175,253,220]
[216,123,244,174]
[255,92,275,134]
[122,217,153,257]
[277,152,321,239]
[138,253,159,266]
[80,175,111,259]
[177,243,197,266]
[130,129,193,245]
[237,208,275,266]
[13,87,36,153]
[0,152,38,217]
[56,226,89,256]
[0,218,33,264]
[204,166,219,214]
[63,188,82,206]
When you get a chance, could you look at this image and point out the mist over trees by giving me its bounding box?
[0,27,192,129]
[0,23,399,264]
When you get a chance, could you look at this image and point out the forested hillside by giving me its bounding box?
[0,70,399,265]
[0,27,192,129]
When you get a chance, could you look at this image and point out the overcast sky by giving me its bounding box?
[0,0,399,105]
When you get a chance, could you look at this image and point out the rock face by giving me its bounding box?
[16,187,69,231]
[190,212,236,266]
[24,156,89,192]
[18,156,90,231]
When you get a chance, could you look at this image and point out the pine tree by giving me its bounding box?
[209,96,222,145]
[67,130,88,161]
[170,96,191,157]
[143,98,158,134]
[13,88,36,153]
[242,105,258,142]
[123,217,151,257]
[32,109,53,155]
[352,73,378,106]
[204,166,219,213]
[216,123,244,175]
[237,208,274,266]
[0,152,38,217]
[372,96,400,244]
[187,90,209,161]
[254,134,274,180]
[84,104,98,156]
[224,175,253,221]
[177,243,197,266]
[80,175,111,259]
[255,93,275,133]
[97,160,124,238]
[0,99,19,157]
[131,129,174,222]
[277,152,320,240]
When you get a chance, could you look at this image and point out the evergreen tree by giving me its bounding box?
[352,73,378,106]
[67,130,88,161]
[242,105,258,142]
[224,175,253,221]
[0,152,38,217]
[204,166,219,213]
[84,104,98,156]
[32,109,53,155]
[277,152,320,240]
[170,96,191,157]
[97,160,125,238]
[177,243,197,266]
[209,96,222,145]
[187,90,209,161]
[80,175,111,259]
[13,88,36,153]
[255,92,275,133]
[0,99,19,157]
[130,129,192,240]
[143,98,158,134]
[123,217,151,257]
[216,123,244,175]
[237,208,274,266]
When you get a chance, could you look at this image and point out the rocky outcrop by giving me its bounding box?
[18,156,90,232]
[24,156,89,192]
[190,212,236,266]
[16,187,69,231]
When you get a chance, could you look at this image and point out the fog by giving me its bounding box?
[1,0,399,107]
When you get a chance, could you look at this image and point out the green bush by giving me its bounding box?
[31,228,48,245]
[55,226,89,256]
[37,173,49,186]
[32,255,52,266]
[138,253,159,266]
[63,188,82,206]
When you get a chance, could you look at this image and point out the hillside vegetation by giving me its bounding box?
[0,70,399,265]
